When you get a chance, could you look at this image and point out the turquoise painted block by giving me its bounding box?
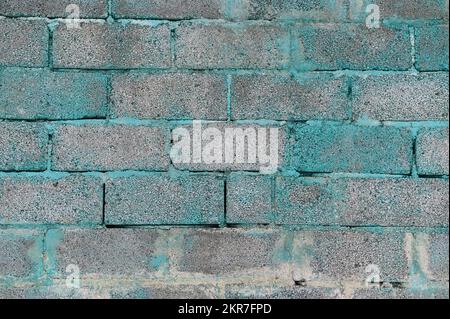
[291,124,413,174]
[0,68,108,120]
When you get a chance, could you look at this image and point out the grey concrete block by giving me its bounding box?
[232,72,349,120]
[352,73,449,121]
[416,128,449,176]
[47,228,165,279]
[111,72,227,120]
[415,25,449,71]
[52,124,169,171]
[0,230,43,281]
[292,230,409,282]
[105,174,224,225]
[0,175,103,225]
[175,22,289,69]
[173,228,287,275]
[227,173,274,224]
[292,24,412,70]
[0,18,48,67]
[276,177,449,227]
[0,122,48,171]
[0,0,107,18]
[53,21,171,69]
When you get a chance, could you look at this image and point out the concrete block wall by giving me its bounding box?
[0,0,448,299]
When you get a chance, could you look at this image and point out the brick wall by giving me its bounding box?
[0,0,448,299]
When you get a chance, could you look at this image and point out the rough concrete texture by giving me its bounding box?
[105,174,224,225]
[232,72,349,120]
[172,228,287,276]
[0,230,43,282]
[227,173,273,224]
[416,128,449,176]
[292,24,412,71]
[292,230,409,282]
[351,287,450,299]
[53,21,171,69]
[112,0,225,19]
[224,285,343,299]
[348,0,449,22]
[427,234,449,281]
[0,175,103,225]
[291,124,413,174]
[0,68,108,120]
[47,228,164,279]
[276,177,449,226]
[0,122,48,171]
[352,73,449,121]
[175,22,289,69]
[111,73,227,120]
[0,0,107,18]
[0,0,448,300]
[112,0,348,21]
[0,18,48,67]
[415,25,449,71]
[52,124,169,171]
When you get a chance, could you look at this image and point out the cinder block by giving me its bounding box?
[112,0,224,19]
[171,122,285,172]
[291,124,412,174]
[232,72,349,120]
[0,122,48,171]
[427,233,449,281]
[111,284,221,299]
[0,68,108,120]
[292,230,409,282]
[105,174,224,225]
[352,73,449,121]
[112,0,348,21]
[276,177,448,227]
[224,284,343,299]
[348,0,449,21]
[227,173,274,224]
[0,175,103,225]
[416,128,449,176]
[111,73,227,120]
[352,287,449,299]
[47,228,165,279]
[292,24,411,70]
[0,18,48,67]
[175,22,289,69]
[0,0,107,18]
[52,124,169,171]
[53,21,171,69]
[246,0,347,21]
[0,230,43,281]
[173,228,288,276]
[0,284,221,299]
[415,25,449,71]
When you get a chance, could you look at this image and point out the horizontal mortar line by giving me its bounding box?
[0,117,108,123]
[293,171,412,178]
[0,170,227,178]
[4,65,448,76]
[1,118,448,127]
[0,170,447,180]
[1,224,448,233]
[417,174,449,179]
[105,224,222,228]
[1,15,447,26]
